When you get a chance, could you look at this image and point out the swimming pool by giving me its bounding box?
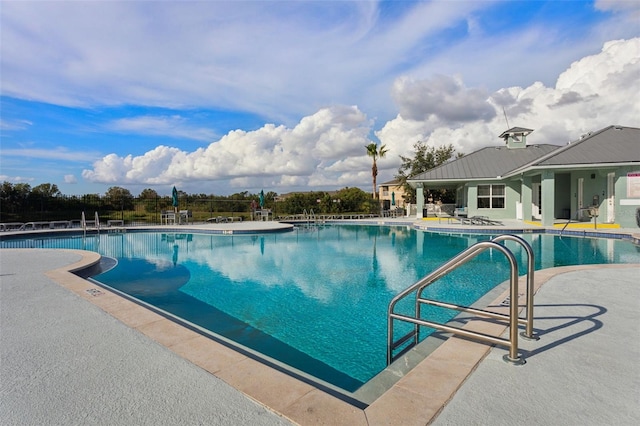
[2,225,639,394]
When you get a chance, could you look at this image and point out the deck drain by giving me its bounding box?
[500,293,524,306]
[86,288,104,297]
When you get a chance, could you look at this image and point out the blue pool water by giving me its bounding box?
[2,225,639,392]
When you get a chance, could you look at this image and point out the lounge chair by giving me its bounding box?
[179,210,192,224]
[461,216,503,225]
[21,221,52,230]
[161,211,176,225]
[206,216,228,223]
[0,222,25,231]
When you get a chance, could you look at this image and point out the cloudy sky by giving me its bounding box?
[1,1,639,196]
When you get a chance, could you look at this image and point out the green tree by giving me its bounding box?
[365,142,388,199]
[226,191,252,213]
[0,181,13,199]
[261,191,277,209]
[317,192,336,213]
[139,188,159,213]
[280,192,325,215]
[0,181,31,201]
[105,186,134,210]
[30,183,63,219]
[139,188,158,199]
[0,182,31,220]
[335,187,369,212]
[396,141,461,203]
[231,191,250,199]
[31,183,61,198]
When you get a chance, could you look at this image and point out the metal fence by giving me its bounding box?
[0,195,257,225]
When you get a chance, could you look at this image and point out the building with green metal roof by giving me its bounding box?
[408,125,640,228]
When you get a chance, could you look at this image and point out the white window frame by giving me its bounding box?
[477,184,505,209]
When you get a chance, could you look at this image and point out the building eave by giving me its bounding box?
[504,161,640,178]
[407,176,506,188]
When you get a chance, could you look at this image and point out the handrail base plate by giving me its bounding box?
[520,331,540,341]
[503,354,526,365]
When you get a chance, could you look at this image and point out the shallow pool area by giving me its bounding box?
[2,224,639,397]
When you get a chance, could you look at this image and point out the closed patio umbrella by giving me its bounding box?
[172,186,179,213]
[391,191,395,206]
[259,190,265,209]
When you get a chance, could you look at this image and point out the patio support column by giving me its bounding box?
[541,170,555,226]
[416,184,424,219]
[521,176,532,221]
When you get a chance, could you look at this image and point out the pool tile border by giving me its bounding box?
[42,248,640,425]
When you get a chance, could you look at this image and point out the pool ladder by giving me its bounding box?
[387,235,538,366]
[302,209,317,226]
[81,211,101,237]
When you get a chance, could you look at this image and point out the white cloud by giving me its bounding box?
[392,74,496,123]
[377,37,640,164]
[0,174,34,183]
[555,38,640,96]
[83,106,375,189]
[107,115,217,142]
[0,118,32,131]
[64,174,77,184]
[82,38,640,193]
[0,1,499,124]
[595,0,640,13]
[1,147,100,162]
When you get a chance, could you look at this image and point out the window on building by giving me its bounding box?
[477,184,505,209]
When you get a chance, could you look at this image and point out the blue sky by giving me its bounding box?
[1,0,639,196]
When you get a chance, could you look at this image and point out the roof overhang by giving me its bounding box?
[407,177,507,188]
[504,161,640,178]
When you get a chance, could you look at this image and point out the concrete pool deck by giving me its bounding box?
[1,220,639,425]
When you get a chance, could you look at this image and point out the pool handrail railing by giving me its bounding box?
[81,211,101,237]
[387,235,537,366]
[491,234,537,340]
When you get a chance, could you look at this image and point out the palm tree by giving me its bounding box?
[365,142,389,199]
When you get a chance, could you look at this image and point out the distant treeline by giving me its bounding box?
[0,182,378,223]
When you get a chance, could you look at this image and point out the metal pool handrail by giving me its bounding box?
[561,206,599,234]
[387,238,535,366]
[81,211,101,238]
[491,234,537,340]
